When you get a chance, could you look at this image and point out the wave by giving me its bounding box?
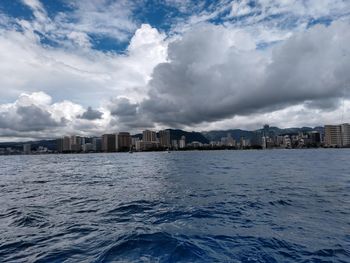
[95,232,207,263]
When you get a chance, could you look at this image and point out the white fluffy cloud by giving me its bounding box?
[0,91,114,141]
[139,21,350,128]
[0,21,167,105]
[0,0,350,140]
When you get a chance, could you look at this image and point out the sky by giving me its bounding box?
[0,0,350,141]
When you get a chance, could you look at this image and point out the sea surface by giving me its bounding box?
[0,149,349,262]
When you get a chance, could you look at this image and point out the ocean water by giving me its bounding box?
[0,149,349,262]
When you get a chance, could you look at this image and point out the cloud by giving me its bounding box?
[0,21,167,106]
[110,97,137,117]
[108,97,153,130]
[1,0,350,141]
[170,0,350,47]
[59,0,138,43]
[194,99,350,131]
[78,106,103,120]
[0,92,111,140]
[18,0,138,48]
[0,92,63,133]
[140,21,350,127]
[15,105,62,131]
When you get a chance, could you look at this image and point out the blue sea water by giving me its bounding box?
[0,149,349,262]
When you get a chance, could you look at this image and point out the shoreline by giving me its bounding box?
[1,147,349,156]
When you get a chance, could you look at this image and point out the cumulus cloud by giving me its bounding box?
[0,0,350,140]
[0,92,112,141]
[110,98,137,117]
[0,104,61,132]
[78,107,103,120]
[140,21,350,127]
[0,92,63,133]
[108,97,153,130]
[0,21,167,105]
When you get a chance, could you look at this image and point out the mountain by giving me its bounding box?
[202,129,255,142]
[168,129,209,144]
[0,140,57,150]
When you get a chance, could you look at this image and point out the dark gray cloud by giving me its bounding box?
[304,98,341,111]
[0,104,62,132]
[109,97,153,130]
[110,98,138,117]
[78,106,103,120]
[139,22,350,126]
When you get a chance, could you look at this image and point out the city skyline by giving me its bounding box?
[2,122,350,155]
[0,0,350,142]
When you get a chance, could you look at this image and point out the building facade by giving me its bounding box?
[92,137,102,152]
[159,130,171,148]
[179,135,186,149]
[23,144,31,154]
[63,136,71,152]
[324,125,342,147]
[142,130,157,142]
[341,123,350,147]
[116,132,132,151]
[102,134,116,152]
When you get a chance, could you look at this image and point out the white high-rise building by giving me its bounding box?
[179,136,186,149]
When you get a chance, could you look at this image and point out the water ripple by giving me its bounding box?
[0,150,349,262]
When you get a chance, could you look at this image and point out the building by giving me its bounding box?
[56,138,63,153]
[179,135,186,149]
[70,135,83,152]
[227,133,235,146]
[92,137,102,152]
[171,139,178,150]
[70,135,83,145]
[240,137,250,148]
[190,141,202,148]
[159,130,171,148]
[262,136,267,149]
[102,134,116,152]
[309,131,321,145]
[341,123,350,147]
[135,140,157,151]
[37,146,48,153]
[283,135,292,148]
[82,143,93,152]
[263,124,270,137]
[135,130,159,151]
[142,130,157,142]
[135,140,142,151]
[63,136,71,152]
[324,125,342,147]
[251,131,262,147]
[71,144,82,152]
[131,137,140,147]
[116,132,131,151]
[276,135,284,147]
[23,144,31,154]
